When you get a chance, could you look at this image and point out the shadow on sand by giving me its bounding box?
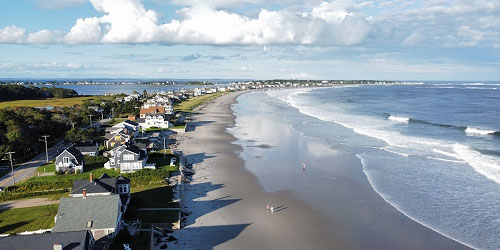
[185,121,215,132]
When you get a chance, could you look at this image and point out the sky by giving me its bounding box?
[0,0,499,81]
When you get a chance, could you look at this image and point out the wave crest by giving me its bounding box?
[388,115,410,123]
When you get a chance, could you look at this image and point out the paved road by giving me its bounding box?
[0,140,69,188]
[0,118,110,189]
[0,198,59,210]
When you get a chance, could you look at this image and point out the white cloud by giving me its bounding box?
[27,30,63,44]
[0,0,499,49]
[65,17,102,44]
[0,26,26,43]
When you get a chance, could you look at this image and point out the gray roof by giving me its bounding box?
[53,195,121,233]
[0,231,92,250]
[116,176,130,184]
[124,120,139,126]
[75,146,98,153]
[71,175,116,195]
[64,147,84,165]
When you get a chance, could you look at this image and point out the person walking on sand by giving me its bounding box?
[270,206,274,214]
[266,204,270,212]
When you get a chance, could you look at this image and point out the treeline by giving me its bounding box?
[0,107,70,160]
[0,85,78,101]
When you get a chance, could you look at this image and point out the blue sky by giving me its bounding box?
[0,0,499,81]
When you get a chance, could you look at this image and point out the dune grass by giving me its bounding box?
[0,204,58,234]
[0,96,114,109]
[174,91,227,113]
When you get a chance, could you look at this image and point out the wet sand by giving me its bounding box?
[170,91,471,250]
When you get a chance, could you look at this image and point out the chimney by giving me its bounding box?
[89,173,93,182]
[83,189,87,198]
[53,244,63,250]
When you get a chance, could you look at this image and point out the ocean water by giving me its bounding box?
[229,83,500,250]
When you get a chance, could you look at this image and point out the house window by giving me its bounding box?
[119,185,128,193]
[123,154,134,161]
[63,157,69,163]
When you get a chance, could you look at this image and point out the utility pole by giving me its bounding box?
[88,114,93,127]
[40,135,50,163]
[5,152,15,185]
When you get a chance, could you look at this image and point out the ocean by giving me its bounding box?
[229,83,500,250]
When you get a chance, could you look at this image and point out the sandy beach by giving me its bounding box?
[170,91,471,250]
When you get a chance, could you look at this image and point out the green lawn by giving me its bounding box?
[144,127,165,132]
[137,210,178,224]
[147,152,178,169]
[174,91,227,113]
[37,161,55,173]
[0,96,114,109]
[28,167,119,184]
[106,118,127,126]
[130,185,175,208]
[0,204,58,234]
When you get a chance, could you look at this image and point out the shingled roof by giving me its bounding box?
[65,147,84,165]
[0,231,92,250]
[53,195,121,233]
[71,174,116,196]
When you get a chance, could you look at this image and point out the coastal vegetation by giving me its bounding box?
[0,85,77,101]
[174,91,227,113]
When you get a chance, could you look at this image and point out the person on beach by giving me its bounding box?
[271,206,274,214]
[266,204,270,212]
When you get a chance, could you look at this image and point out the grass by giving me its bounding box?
[137,210,178,224]
[106,118,127,126]
[0,96,114,109]
[174,91,227,113]
[28,158,118,184]
[130,185,175,208]
[147,152,178,169]
[37,161,55,173]
[144,127,165,132]
[0,204,58,234]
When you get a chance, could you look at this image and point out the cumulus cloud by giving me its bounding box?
[0,26,26,43]
[0,0,499,48]
[27,30,63,44]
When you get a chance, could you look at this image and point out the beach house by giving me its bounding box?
[104,145,153,173]
[53,195,122,241]
[54,146,85,173]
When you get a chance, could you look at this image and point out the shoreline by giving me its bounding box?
[170,90,471,249]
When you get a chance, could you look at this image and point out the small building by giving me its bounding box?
[55,147,84,173]
[104,145,152,173]
[75,145,99,156]
[0,230,94,250]
[112,120,140,133]
[53,195,122,241]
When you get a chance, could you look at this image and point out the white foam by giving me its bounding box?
[388,115,410,123]
[465,127,496,136]
[453,144,500,184]
[383,147,409,157]
[426,156,466,164]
